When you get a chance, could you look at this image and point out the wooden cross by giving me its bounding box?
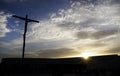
[13,15,39,60]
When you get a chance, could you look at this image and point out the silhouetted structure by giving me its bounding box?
[0,54,120,76]
[1,57,86,76]
[13,15,39,60]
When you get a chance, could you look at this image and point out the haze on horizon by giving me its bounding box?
[0,0,120,59]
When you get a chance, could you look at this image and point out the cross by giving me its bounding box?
[13,15,39,60]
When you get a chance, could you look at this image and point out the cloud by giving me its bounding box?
[0,11,11,37]
[0,52,15,62]
[107,46,120,54]
[76,28,118,39]
[87,42,107,47]
[25,19,77,45]
[30,1,118,40]
[12,0,120,56]
[0,52,17,58]
[25,48,80,58]
[25,39,74,51]
[0,0,120,59]
[93,29,118,39]
[110,0,120,4]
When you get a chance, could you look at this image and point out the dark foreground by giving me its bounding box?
[0,55,120,76]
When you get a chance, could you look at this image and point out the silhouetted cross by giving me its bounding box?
[13,15,39,60]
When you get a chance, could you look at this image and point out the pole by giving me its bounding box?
[22,15,28,59]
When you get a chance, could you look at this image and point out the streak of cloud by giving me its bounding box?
[25,48,81,58]
[0,11,11,37]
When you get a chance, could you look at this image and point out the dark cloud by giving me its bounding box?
[70,0,105,5]
[88,42,107,47]
[70,0,120,5]
[76,31,90,39]
[25,48,80,58]
[57,22,81,30]
[110,0,120,4]
[106,46,120,54]
[93,29,118,39]
[76,29,118,39]
[70,0,98,3]
[0,52,15,58]
[57,18,95,31]
[25,39,71,51]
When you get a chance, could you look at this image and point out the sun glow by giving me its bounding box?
[81,52,92,60]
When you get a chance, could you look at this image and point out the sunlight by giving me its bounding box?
[81,52,92,60]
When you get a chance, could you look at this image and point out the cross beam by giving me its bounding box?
[13,15,39,59]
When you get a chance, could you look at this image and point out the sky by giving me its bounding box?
[0,0,120,60]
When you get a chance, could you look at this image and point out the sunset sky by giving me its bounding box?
[0,0,120,60]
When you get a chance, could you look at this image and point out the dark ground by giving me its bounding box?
[0,54,120,76]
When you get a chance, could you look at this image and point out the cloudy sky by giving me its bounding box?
[0,0,120,60]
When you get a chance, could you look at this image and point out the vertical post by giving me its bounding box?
[22,15,28,60]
